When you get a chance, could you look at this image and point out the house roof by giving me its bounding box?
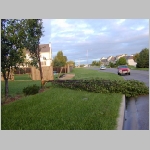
[26,44,50,54]
[125,56,133,60]
[101,59,107,62]
[39,44,50,52]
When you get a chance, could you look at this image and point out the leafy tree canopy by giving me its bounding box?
[116,57,127,66]
[53,51,67,67]
[136,48,149,68]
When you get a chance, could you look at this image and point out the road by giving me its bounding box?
[87,67,149,130]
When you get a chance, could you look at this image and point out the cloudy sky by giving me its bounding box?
[40,19,149,65]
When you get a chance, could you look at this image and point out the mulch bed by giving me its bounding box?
[2,88,49,105]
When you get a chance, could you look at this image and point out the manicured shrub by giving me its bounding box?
[23,84,40,96]
[51,79,149,98]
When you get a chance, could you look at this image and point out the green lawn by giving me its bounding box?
[129,66,149,71]
[14,74,32,80]
[72,68,124,80]
[1,68,124,130]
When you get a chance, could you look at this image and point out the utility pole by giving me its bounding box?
[87,49,88,66]
[79,59,80,67]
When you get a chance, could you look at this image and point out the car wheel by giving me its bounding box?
[128,72,130,75]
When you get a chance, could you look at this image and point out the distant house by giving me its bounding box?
[115,54,127,61]
[25,43,52,67]
[100,53,137,66]
[107,56,116,64]
[125,55,137,66]
[100,57,108,66]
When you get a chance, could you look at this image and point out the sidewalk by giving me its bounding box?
[58,73,75,80]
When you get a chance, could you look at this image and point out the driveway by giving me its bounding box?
[87,67,149,130]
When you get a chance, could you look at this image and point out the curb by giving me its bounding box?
[116,94,125,130]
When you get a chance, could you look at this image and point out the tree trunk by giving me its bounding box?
[5,79,9,99]
[58,67,63,78]
[38,45,43,88]
[39,58,43,81]
[2,70,10,100]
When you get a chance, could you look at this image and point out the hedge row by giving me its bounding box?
[51,79,149,98]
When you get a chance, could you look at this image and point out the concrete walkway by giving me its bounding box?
[58,73,75,80]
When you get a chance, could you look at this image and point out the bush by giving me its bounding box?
[23,84,40,96]
[51,79,149,98]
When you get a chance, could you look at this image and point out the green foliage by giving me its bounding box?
[23,84,40,96]
[66,60,75,67]
[91,61,101,66]
[133,53,139,62]
[1,19,44,98]
[116,57,127,66]
[136,48,149,68]
[52,79,149,98]
[109,62,116,68]
[53,51,68,67]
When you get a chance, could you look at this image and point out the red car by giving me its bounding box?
[117,65,130,75]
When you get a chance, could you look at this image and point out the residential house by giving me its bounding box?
[115,54,127,61]
[107,56,116,64]
[125,55,137,66]
[100,54,137,66]
[100,57,108,66]
[25,43,52,67]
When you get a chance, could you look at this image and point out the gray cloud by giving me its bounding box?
[40,19,149,65]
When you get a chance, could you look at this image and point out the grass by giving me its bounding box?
[72,68,124,80]
[1,80,41,98]
[128,66,149,71]
[14,74,32,80]
[1,68,124,130]
[1,87,122,130]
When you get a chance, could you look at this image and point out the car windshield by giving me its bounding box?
[118,65,128,68]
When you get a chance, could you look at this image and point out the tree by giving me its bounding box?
[109,62,116,68]
[133,53,139,62]
[116,57,127,66]
[23,19,44,87]
[136,48,149,68]
[1,19,26,99]
[66,61,75,67]
[91,61,101,66]
[52,51,67,67]
[1,19,44,99]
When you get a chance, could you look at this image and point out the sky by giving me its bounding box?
[40,19,149,65]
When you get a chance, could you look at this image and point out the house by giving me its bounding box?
[107,56,116,64]
[125,55,137,66]
[25,43,52,67]
[100,53,137,66]
[100,57,108,66]
[115,54,127,61]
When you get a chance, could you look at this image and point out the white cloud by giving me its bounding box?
[40,19,149,64]
[116,19,126,24]
[136,26,145,30]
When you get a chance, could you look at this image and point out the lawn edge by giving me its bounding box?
[116,94,125,130]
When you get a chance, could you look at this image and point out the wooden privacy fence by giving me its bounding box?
[31,66,54,80]
[1,72,14,81]
[53,65,73,73]
[14,67,31,74]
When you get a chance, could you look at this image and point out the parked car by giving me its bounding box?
[117,65,130,75]
[100,66,106,70]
